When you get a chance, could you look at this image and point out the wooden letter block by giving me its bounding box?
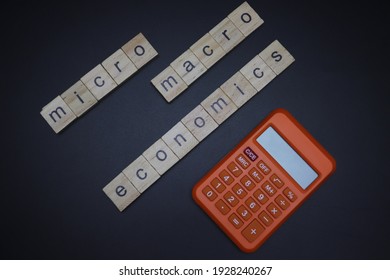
[228,1,264,36]
[60,80,97,117]
[40,95,77,133]
[240,55,276,91]
[162,122,199,159]
[190,33,226,69]
[142,139,179,175]
[102,49,137,85]
[80,64,117,100]
[201,88,238,125]
[209,18,244,52]
[151,66,187,102]
[220,71,257,108]
[170,49,207,86]
[122,33,158,69]
[181,105,219,142]
[259,40,295,75]
[123,155,160,193]
[102,172,140,212]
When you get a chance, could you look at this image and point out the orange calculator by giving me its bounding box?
[193,109,336,252]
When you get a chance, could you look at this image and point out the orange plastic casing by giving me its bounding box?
[192,109,336,253]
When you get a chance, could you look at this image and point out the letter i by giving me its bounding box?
[74,91,85,104]
[234,83,245,96]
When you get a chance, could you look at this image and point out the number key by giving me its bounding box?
[219,169,234,185]
[240,175,255,191]
[245,197,260,213]
[253,189,269,205]
[227,162,242,177]
[210,178,226,193]
[224,191,239,207]
[237,205,252,221]
[202,186,217,201]
[232,183,247,199]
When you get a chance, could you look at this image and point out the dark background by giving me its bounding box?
[2,0,389,259]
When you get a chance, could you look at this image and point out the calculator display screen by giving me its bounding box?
[256,127,318,190]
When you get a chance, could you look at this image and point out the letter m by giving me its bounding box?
[210,98,228,113]
[161,76,178,92]
[49,107,67,122]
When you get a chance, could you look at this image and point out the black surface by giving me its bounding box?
[2,0,389,259]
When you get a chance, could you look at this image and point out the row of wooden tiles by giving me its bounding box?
[41,33,158,133]
[104,40,295,212]
[151,1,263,103]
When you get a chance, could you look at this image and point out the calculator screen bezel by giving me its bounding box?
[251,109,335,193]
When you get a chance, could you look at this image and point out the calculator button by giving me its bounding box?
[241,219,264,243]
[224,191,239,207]
[270,174,284,188]
[210,178,226,193]
[227,162,242,177]
[253,189,269,204]
[235,154,250,170]
[275,195,290,210]
[240,175,255,191]
[244,147,258,161]
[261,181,276,197]
[258,211,274,227]
[267,203,282,219]
[219,169,234,185]
[202,186,217,201]
[228,213,243,229]
[237,205,252,221]
[245,197,260,213]
[283,187,297,202]
[232,183,247,199]
[258,160,271,175]
[248,167,263,183]
[215,199,231,215]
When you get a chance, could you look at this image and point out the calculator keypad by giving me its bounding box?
[198,147,301,249]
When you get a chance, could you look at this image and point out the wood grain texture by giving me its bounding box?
[170,49,207,85]
[102,172,140,212]
[240,55,276,91]
[201,88,238,124]
[181,104,219,142]
[142,139,179,175]
[209,17,244,52]
[228,1,263,36]
[102,49,137,85]
[190,33,226,69]
[220,71,257,108]
[162,121,199,159]
[259,40,295,75]
[60,80,97,117]
[123,155,160,193]
[151,66,187,102]
[40,95,77,133]
[80,64,117,100]
[122,33,158,69]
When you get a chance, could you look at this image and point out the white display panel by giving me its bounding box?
[256,127,318,190]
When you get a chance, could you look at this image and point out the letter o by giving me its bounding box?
[156,150,167,161]
[241,12,252,23]
[136,169,147,180]
[134,45,145,56]
[194,117,205,128]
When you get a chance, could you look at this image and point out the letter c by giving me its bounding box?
[136,168,147,180]
[203,45,213,56]
[94,76,105,87]
[253,67,264,79]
